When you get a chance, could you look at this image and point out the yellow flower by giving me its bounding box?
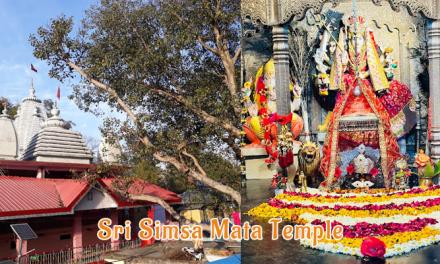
[321,227,440,249]
[247,203,440,220]
[248,187,440,257]
[275,188,440,204]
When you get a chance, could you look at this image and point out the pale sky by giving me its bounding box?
[0,0,102,140]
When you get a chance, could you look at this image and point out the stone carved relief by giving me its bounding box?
[372,0,433,17]
[241,0,270,24]
[369,18,425,95]
[241,0,438,25]
[278,0,341,25]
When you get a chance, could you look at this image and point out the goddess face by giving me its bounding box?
[352,33,365,54]
[345,15,367,54]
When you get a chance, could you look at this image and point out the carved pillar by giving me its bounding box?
[428,20,440,160]
[397,32,409,155]
[416,94,421,152]
[272,26,291,118]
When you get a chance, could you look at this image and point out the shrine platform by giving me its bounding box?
[242,179,440,263]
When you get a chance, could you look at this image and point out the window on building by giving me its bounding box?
[60,234,71,240]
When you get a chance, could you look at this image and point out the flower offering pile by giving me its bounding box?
[248,186,440,257]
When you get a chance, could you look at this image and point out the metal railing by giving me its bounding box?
[15,239,141,264]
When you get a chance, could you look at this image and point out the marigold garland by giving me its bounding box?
[247,186,440,257]
[268,196,440,212]
[310,218,438,238]
[313,226,440,249]
[278,186,440,204]
[248,203,440,220]
[302,231,440,257]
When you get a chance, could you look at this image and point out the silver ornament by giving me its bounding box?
[353,86,361,97]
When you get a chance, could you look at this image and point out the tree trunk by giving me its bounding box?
[129,194,210,231]
[154,151,241,205]
[130,194,181,220]
[68,61,241,207]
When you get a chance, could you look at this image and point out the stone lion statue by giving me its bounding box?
[298,141,321,187]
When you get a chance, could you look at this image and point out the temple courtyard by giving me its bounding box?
[104,240,240,264]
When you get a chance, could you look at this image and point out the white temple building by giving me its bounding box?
[0,83,93,164]
[0,108,18,159]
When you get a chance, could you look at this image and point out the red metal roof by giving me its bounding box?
[0,176,181,219]
[0,176,89,218]
[99,178,182,206]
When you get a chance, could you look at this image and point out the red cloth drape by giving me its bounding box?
[320,74,401,188]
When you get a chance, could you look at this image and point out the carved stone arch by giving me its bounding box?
[372,0,433,18]
[241,0,278,25]
[241,0,268,25]
[276,0,342,25]
[241,0,439,26]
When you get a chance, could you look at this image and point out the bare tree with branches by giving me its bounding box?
[289,27,316,141]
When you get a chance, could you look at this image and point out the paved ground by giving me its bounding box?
[241,179,440,264]
[104,240,240,263]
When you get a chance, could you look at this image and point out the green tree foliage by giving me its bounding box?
[29,0,241,207]
[0,97,18,117]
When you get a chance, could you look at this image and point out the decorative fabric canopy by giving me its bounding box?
[320,75,401,189]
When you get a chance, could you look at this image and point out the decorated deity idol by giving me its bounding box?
[352,145,375,175]
[318,15,410,189]
[394,158,412,190]
[242,59,304,164]
[414,149,432,176]
[314,16,416,140]
[352,176,374,192]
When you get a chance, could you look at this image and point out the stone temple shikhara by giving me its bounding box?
[243,0,440,259]
[0,82,124,165]
[0,82,92,163]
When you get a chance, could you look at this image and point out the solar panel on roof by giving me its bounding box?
[10,223,38,240]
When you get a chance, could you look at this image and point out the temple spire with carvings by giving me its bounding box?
[22,104,93,164]
[22,78,40,103]
[14,80,47,156]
